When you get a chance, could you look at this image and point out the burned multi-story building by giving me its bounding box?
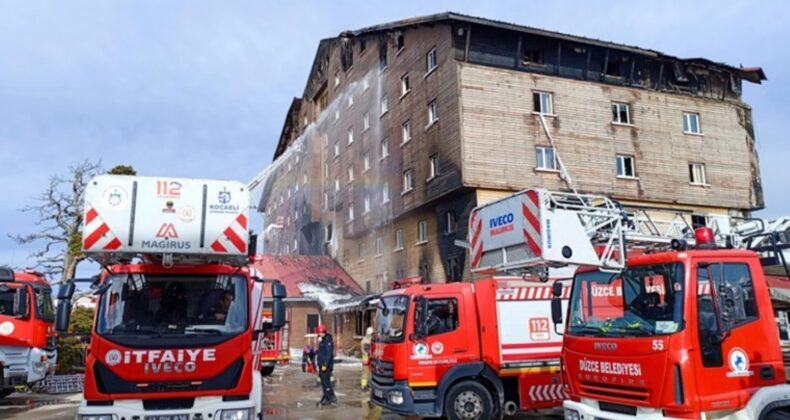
[258,12,765,292]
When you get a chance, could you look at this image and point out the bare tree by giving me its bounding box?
[10,160,103,283]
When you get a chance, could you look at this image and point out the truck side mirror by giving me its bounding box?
[271,281,287,330]
[55,282,76,334]
[14,287,30,319]
[550,281,564,333]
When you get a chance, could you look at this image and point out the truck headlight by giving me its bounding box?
[564,408,580,420]
[388,390,404,405]
[219,408,251,420]
[33,361,47,375]
[80,415,114,420]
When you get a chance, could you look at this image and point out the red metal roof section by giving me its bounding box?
[252,255,363,298]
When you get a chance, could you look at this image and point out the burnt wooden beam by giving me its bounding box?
[464,24,472,62]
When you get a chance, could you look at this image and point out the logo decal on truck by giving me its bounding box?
[0,321,15,336]
[209,188,240,214]
[412,342,430,360]
[431,342,444,355]
[103,348,216,374]
[105,349,122,366]
[102,186,128,207]
[155,223,179,239]
[726,348,753,378]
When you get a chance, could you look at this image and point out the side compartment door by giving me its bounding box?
[693,262,762,410]
[408,294,468,388]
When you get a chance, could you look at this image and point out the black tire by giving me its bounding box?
[444,381,494,420]
[765,409,790,420]
[0,388,14,398]
[260,366,275,377]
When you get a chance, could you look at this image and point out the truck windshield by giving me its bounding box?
[96,274,247,337]
[35,288,55,322]
[568,263,684,337]
[376,295,409,343]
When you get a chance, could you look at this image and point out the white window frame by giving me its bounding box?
[363,112,370,132]
[402,169,413,193]
[382,182,390,204]
[401,121,412,144]
[533,91,554,115]
[334,109,340,122]
[379,95,388,116]
[683,112,702,135]
[616,154,637,179]
[347,165,354,183]
[394,229,404,251]
[417,220,428,244]
[347,127,354,144]
[380,138,390,159]
[348,204,355,221]
[334,143,340,158]
[358,243,366,262]
[426,47,437,74]
[323,192,328,210]
[612,102,631,125]
[364,195,371,214]
[363,152,370,172]
[347,95,354,109]
[535,146,557,171]
[333,72,340,88]
[428,154,438,181]
[375,237,383,256]
[363,76,370,91]
[334,179,340,192]
[400,74,411,97]
[427,100,438,127]
[689,162,708,185]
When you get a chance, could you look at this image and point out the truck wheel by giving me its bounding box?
[0,388,14,398]
[765,409,790,420]
[444,381,493,420]
[260,366,275,377]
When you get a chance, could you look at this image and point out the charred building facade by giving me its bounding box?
[258,12,765,292]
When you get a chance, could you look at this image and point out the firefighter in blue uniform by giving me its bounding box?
[316,324,336,406]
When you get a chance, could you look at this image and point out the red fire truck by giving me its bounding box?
[0,267,57,397]
[55,175,286,420]
[259,309,289,377]
[550,225,790,417]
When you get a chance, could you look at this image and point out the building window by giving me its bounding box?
[616,155,636,178]
[347,95,354,109]
[334,142,340,158]
[683,112,701,134]
[347,165,354,183]
[363,76,370,91]
[379,42,387,71]
[294,238,298,251]
[535,146,557,171]
[323,192,328,210]
[364,195,371,213]
[427,100,438,126]
[334,179,340,192]
[324,162,329,177]
[402,169,413,193]
[363,112,370,131]
[348,205,355,221]
[523,48,544,65]
[691,214,708,229]
[381,138,389,159]
[612,102,631,125]
[359,38,366,53]
[307,314,319,333]
[347,127,354,144]
[400,74,411,97]
[324,224,333,242]
[333,72,340,88]
[375,237,383,256]
[358,243,367,261]
[428,154,438,180]
[380,95,388,116]
[689,162,707,185]
[401,121,412,144]
[446,211,457,235]
[334,109,340,122]
[417,220,428,244]
[363,152,370,171]
[395,229,404,251]
[396,33,405,52]
[533,91,553,115]
[382,182,390,204]
[426,47,437,73]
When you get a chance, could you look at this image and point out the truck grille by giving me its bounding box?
[579,381,649,402]
[370,358,394,386]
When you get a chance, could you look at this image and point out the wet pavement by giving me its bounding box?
[2,364,563,419]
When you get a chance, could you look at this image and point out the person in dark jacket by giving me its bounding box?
[316,324,336,406]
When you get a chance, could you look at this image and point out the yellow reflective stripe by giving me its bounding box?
[409,381,438,387]
[499,366,561,375]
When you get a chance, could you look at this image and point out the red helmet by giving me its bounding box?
[316,324,328,334]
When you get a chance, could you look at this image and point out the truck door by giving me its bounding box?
[409,294,472,387]
[693,262,762,409]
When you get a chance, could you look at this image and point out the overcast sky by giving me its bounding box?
[1,1,787,275]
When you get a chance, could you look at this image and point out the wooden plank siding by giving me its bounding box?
[459,63,761,211]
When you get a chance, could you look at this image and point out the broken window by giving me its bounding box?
[426,48,438,73]
[683,112,701,134]
[523,48,544,65]
[359,37,367,53]
[616,155,636,178]
[691,214,707,229]
[400,74,410,97]
[446,256,460,282]
[612,102,631,125]
[396,33,405,52]
[341,40,354,72]
[535,146,557,170]
[689,163,707,185]
[403,169,413,193]
[533,91,553,114]
[605,58,621,78]
[379,40,388,71]
[417,220,428,244]
[428,154,438,179]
